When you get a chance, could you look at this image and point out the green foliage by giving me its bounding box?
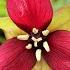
[0,29,6,44]
[51,0,70,11]
[0,0,8,17]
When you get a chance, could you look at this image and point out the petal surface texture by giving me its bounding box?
[43,31,70,70]
[0,38,36,70]
[47,5,70,32]
[7,0,53,33]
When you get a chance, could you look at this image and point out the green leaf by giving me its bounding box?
[0,17,26,40]
[0,0,8,17]
[0,29,6,44]
[51,0,64,11]
[47,5,70,32]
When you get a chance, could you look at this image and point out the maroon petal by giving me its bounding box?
[7,0,53,33]
[0,38,36,70]
[43,30,70,70]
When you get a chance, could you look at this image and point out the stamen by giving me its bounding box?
[26,44,32,49]
[35,49,42,61]
[32,28,38,34]
[43,41,50,52]
[34,41,38,47]
[17,35,29,40]
[42,30,49,36]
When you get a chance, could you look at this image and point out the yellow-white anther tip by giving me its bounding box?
[43,41,50,52]
[35,49,42,61]
[42,30,49,36]
[26,44,32,49]
[17,35,29,40]
[34,41,38,47]
[32,28,38,34]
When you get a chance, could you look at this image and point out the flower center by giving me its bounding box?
[17,28,50,61]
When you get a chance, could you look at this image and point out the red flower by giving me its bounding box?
[0,0,70,70]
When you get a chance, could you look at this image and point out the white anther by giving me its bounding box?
[31,37,37,41]
[37,37,42,42]
[26,44,32,49]
[42,30,49,36]
[35,49,42,61]
[32,28,38,34]
[17,35,29,40]
[43,41,50,52]
[34,41,38,47]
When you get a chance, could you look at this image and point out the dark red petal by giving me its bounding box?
[0,38,36,70]
[7,0,53,33]
[43,30,70,70]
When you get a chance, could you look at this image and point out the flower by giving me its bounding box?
[0,0,70,70]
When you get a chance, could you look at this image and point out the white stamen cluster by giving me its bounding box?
[17,28,50,62]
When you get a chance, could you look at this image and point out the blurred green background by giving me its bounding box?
[51,0,70,11]
[0,0,8,17]
[0,0,70,17]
